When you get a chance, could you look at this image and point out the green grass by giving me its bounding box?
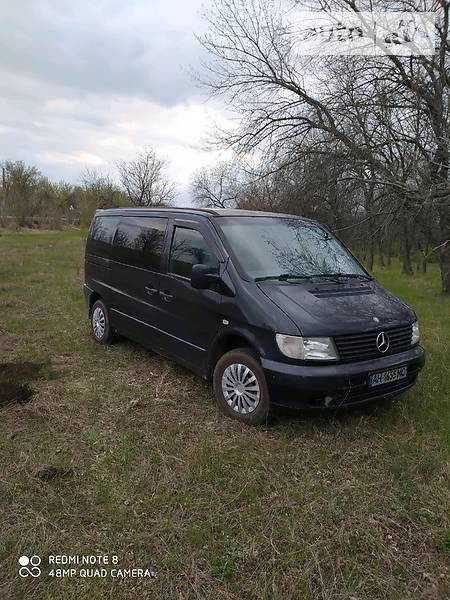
[0,229,449,599]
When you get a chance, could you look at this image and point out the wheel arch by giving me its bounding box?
[207,329,262,378]
[88,292,102,315]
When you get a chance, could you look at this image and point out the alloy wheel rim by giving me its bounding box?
[92,307,106,339]
[221,363,260,414]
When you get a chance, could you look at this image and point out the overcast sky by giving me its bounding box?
[0,0,231,204]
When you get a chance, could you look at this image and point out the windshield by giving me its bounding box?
[218,217,367,281]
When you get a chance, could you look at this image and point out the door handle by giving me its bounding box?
[160,290,174,302]
[145,286,158,296]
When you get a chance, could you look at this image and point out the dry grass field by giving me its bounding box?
[0,229,449,599]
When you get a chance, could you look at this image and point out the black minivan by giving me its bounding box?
[84,208,425,424]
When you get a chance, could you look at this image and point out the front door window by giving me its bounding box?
[169,227,219,278]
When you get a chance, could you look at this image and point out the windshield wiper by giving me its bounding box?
[318,273,373,280]
[255,273,372,283]
[254,274,315,282]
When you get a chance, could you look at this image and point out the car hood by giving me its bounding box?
[257,279,416,337]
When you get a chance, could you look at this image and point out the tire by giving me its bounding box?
[213,348,270,425]
[90,299,114,344]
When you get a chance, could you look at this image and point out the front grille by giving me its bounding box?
[334,324,413,362]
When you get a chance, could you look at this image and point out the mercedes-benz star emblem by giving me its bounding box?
[376,332,390,353]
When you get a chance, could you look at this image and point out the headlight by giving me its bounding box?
[276,334,339,361]
[411,321,420,345]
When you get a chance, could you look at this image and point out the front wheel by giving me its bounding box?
[213,348,270,425]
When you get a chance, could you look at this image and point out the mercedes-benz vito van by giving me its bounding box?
[84,208,425,424]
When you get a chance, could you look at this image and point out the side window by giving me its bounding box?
[87,216,119,257]
[113,217,167,270]
[169,227,219,278]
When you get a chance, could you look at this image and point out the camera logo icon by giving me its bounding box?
[19,555,41,577]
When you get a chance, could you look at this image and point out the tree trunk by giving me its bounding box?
[400,213,414,277]
[367,239,374,272]
[417,242,428,274]
[429,96,450,293]
[437,201,450,293]
[378,236,385,268]
[386,235,392,266]
[366,200,375,272]
[422,255,428,274]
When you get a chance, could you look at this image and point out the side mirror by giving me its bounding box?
[191,264,221,290]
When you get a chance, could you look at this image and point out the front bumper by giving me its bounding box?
[261,346,425,409]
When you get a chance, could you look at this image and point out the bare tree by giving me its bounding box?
[1,160,41,226]
[117,147,176,207]
[79,169,127,226]
[81,169,125,207]
[190,161,240,208]
[198,0,450,292]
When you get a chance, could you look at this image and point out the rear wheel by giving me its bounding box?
[90,299,114,344]
[213,348,270,425]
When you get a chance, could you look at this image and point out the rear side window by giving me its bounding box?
[87,216,119,257]
[169,227,219,278]
[113,217,167,270]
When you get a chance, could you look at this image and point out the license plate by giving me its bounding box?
[369,366,408,388]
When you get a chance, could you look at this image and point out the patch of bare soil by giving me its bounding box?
[34,465,74,481]
[0,361,43,381]
[0,381,34,406]
[0,361,43,407]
